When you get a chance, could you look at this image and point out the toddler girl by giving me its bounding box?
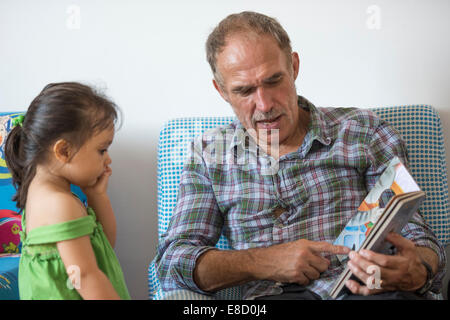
[5,82,130,299]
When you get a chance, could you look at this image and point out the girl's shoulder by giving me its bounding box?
[25,187,87,233]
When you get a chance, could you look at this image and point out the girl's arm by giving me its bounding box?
[82,166,116,247]
[57,235,121,299]
[84,193,116,248]
[35,191,120,299]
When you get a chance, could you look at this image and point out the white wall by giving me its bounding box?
[1,0,449,299]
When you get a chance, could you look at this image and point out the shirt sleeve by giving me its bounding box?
[154,137,224,294]
[364,118,447,294]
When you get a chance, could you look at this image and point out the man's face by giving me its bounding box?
[213,33,302,148]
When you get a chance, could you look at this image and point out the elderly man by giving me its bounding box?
[155,11,446,300]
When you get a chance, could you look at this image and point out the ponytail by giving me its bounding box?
[4,120,37,211]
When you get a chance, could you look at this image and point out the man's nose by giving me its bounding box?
[254,87,272,113]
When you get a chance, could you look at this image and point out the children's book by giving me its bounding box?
[329,157,425,299]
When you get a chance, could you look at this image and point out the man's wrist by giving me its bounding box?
[193,248,260,292]
[415,259,434,295]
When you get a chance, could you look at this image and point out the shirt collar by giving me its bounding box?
[299,96,332,147]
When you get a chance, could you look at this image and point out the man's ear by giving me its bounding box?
[53,139,73,163]
[291,51,300,81]
[213,79,230,103]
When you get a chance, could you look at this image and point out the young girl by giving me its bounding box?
[4,82,130,300]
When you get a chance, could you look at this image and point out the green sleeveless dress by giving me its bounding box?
[18,206,131,300]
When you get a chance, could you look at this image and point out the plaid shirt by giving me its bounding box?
[155,96,446,300]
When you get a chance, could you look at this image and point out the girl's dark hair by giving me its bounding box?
[4,82,120,210]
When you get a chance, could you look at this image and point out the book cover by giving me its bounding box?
[333,156,420,262]
[330,157,425,299]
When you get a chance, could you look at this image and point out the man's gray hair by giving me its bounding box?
[206,11,293,86]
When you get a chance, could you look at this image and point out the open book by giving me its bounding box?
[329,157,426,299]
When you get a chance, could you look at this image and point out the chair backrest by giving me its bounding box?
[374,105,449,244]
[157,117,236,250]
[0,112,25,255]
[0,112,24,213]
[156,105,450,250]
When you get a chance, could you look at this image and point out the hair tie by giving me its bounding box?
[12,115,25,128]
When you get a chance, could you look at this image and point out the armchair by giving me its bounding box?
[148,105,450,300]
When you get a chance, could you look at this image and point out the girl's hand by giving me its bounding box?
[81,166,112,198]
[80,165,116,247]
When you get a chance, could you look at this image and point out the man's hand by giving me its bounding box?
[194,239,350,292]
[260,239,350,285]
[345,232,431,296]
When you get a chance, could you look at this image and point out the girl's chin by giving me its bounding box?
[83,178,98,188]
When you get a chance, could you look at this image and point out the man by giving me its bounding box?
[155,11,446,300]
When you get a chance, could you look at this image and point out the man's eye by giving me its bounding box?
[99,149,107,155]
[240,88,254,96]
[266,76,282,86]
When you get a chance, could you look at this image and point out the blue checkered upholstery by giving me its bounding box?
[148,105,450,300]
[0,112,26,300]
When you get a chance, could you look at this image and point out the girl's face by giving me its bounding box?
[65,126,114,188]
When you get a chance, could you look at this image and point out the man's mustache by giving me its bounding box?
[252,109,282,124]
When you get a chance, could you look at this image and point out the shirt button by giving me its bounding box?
[260,157,270,166]
[275,220,284,228]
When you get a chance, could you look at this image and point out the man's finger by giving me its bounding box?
[303,266,321,281]
[349,251,379,273]
[385,232,415,254]
[345,279,385,296]
[349,251,400,290]
[347,259,373,285]
[357,249,401,269]
[308,253,330,273]
[311,242,350,255]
